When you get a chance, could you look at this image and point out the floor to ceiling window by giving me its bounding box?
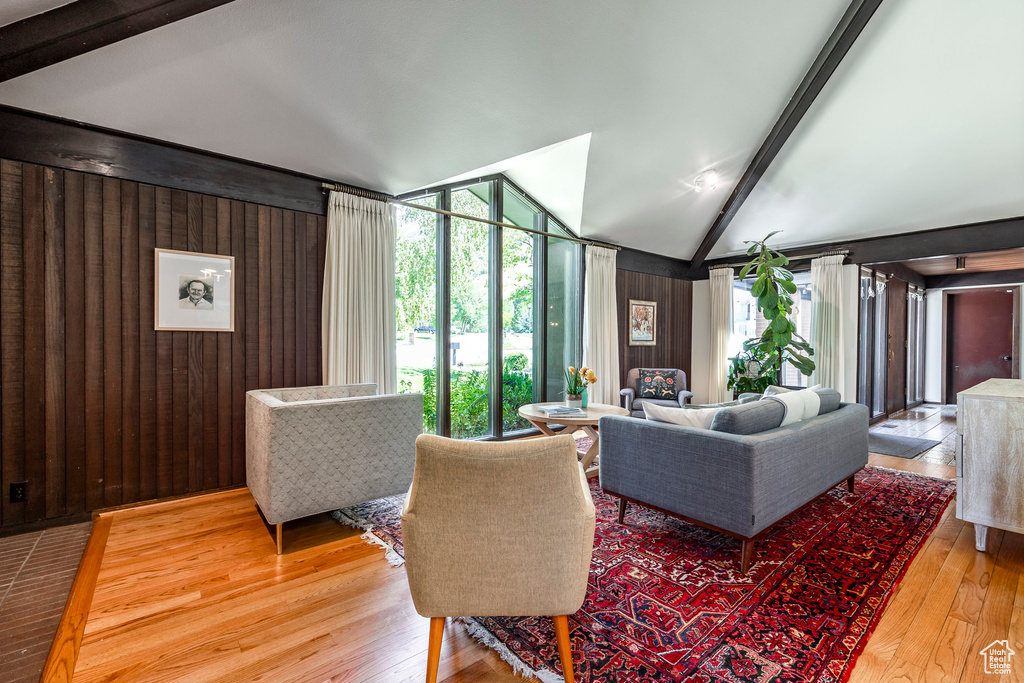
[394,175,583,439]
[857,268,890,419]
[449,183,492,438]
[546,222,582,402]
[395,194,440,433]
[501,185,541,433]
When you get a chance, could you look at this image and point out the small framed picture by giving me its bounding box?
[155,248,234,332]
[628,299,656,346]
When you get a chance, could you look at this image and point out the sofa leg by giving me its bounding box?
[552,615,574,682]
[426,617,445,683]
[847,475,855,494]
[740,539,755,575]
[276,523,283,555]
[617,498,627,524]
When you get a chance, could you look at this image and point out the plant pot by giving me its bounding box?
[566,394,582,409]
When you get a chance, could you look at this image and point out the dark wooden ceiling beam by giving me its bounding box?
[688,0,885,268]
[692,215,1024,279]
[0,0,237,82]
[925,268,1024,290]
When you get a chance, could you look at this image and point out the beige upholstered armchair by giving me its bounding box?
[246,383,422,553]
[401,434,596,683]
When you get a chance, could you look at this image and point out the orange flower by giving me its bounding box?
[568,366,575,374]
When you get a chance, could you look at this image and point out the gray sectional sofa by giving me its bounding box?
[598,391,869,573]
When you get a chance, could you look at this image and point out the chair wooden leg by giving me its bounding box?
[552,615,574,682]
[847,474,855,493]
[617,498,627,524]
[276,523,283,555]
[426,617,445,683]
[740,538,755,575]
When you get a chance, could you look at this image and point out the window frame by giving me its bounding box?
[397,174,584,440]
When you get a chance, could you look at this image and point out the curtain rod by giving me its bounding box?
[321,182,621,251]
[708,249,849,271]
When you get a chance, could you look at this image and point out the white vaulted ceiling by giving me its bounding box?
[717,0,1024,258]
[0,0,1020,259]
[0,0,71,26]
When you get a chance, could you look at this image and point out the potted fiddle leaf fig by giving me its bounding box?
[738,232,815,385]
[727,346,774,396]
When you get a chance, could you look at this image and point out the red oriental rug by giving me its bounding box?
[337,466,954,682]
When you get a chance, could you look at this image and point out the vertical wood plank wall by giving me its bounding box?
[0,159,326,529]
[616,270,693,395]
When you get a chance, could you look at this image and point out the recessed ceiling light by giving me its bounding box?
[694,170,719,193]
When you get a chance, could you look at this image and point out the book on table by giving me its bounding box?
[537,405,586,417]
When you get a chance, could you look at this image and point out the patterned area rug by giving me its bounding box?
[337,466,954,682]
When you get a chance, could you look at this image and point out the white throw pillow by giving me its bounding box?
[764,389,821,426]
[764,383,821,397]
[643,402,720,429]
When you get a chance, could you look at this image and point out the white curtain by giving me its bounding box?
[708,267,734,403]
[810,254,845,397]
[322,191,397,393]
[582,247,620,405]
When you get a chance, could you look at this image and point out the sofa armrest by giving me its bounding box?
[676,391,694,406]
[598,415,757,536]
[619,387,635,410]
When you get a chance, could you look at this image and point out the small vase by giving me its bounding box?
[566,394,582,409]
[581,387,589,408]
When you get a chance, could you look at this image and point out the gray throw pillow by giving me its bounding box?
[709,400,786,435]
[814,388,842,414]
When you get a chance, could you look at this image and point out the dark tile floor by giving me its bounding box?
[0,521,92,683]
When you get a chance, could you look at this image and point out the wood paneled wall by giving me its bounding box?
[0,159,326,529]
[615,270,693,394]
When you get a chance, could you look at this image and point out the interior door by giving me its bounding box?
[947,289,1016,401]
[886,278,908,416]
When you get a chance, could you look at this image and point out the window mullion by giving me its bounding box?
[489,180,503,438]
[438,188,452,437]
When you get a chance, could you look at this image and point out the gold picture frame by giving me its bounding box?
[628,299,656,346]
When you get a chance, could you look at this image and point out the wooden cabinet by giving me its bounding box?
[956,378,1024,551]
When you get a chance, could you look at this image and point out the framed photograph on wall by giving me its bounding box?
[155,248,234,331]
[628,299,656,346]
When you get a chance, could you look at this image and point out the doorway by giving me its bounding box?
[943,287,1020,403]
[886,278,908,415]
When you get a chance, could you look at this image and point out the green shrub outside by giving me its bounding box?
[398,353,534,436]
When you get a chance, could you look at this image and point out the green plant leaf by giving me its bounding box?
[779,279,797,294]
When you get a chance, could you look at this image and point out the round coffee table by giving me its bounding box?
[518,402,629,478]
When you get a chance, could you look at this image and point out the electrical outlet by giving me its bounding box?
[10,482,27,503]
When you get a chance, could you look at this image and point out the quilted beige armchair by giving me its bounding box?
[401,434,596,683]
[246,383,422,553]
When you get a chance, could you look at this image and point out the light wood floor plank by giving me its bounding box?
[923,617,977,683]
[895,524,976,668]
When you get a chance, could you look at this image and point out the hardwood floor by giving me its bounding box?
[62,440,1021,682]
